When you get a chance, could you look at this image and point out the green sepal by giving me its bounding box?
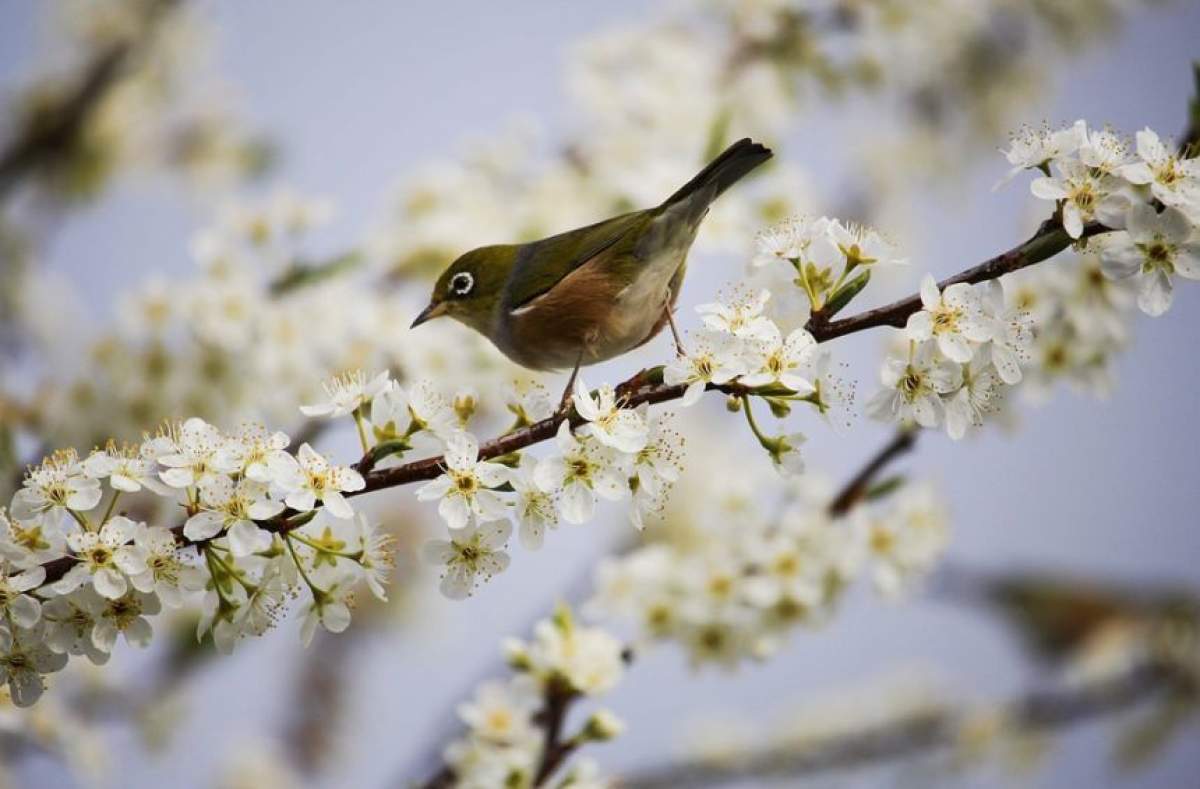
[490,452,522,469]
[823,269,871,318]
[765,397,792,419]
[365,438,410,468]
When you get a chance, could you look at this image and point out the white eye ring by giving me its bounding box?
[450,272,474,296]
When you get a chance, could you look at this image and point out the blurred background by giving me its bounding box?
[1,1,1198,787]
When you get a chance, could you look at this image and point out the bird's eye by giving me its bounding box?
[449,272,474,297]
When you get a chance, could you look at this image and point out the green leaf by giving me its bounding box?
[864,474,905,501]
[268,250,363,296]
[823,269,871,317]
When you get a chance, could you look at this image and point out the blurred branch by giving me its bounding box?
[1183,60,1200,157]
[618,662,1190,789]
[0,0,182,202]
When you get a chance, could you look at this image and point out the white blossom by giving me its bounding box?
[943,347,1003,440]
[1100,204,1200,316]
[269,443,365,519]
[995,120,1086,188]
[696,289,776,342]
[56,516,148,599]
[10,450,102,521]
[0,625,68,707]
[415,432,508,531]
[740,324,817,392]
[534,423,627,525]
[572,376,648,454]
[662,331,744,406]
[300,369,391,419]
[157,417,238,489]
[1031,158,1128,239]
[184,476,283,553]
[507,460,558,550]
[1120,128,1200,218]
[422,521,512,600]
[866,341,961,428]
[904,274,990,363]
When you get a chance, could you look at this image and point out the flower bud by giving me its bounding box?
[579,709,624,742]
[453,388,478,425]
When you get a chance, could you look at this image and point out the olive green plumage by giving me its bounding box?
[412,138,773,371]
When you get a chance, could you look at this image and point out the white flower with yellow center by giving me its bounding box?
[739,324,817,393]
[866,341,962,429]
[56,516,148,599]
[572,377,647,454]
[1101,204,1200,316]
[456,680,539,747]
[696,288,776,342]
[943,347,1003,441]
[507,460,558,550]
[994,120,1086,189]
[663,331,745,406]
[299,369,391,419]
[0,625,67,707]
[10,449,102,521]
[269,443,366,519]
[1031,158,1128,238]
[422,521,512,600]
[905,274,990,363]
[185,476,284,554]
[534,423,627,525]
[1120,128,1200,218]
[415,432,508,531]
[157,417,239,489]
[82,442,166,494]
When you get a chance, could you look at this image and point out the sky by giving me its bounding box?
[2,1,1200,787]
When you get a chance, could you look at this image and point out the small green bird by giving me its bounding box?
[411,138,773,397]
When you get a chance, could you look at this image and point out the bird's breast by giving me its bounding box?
[494,246,687,371]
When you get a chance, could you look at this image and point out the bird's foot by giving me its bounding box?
[665,306,688,358]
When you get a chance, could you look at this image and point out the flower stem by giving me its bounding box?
[99,490,122,527]
[352,407,371,454]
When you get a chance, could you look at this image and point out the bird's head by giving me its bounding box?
[411,245,516,334]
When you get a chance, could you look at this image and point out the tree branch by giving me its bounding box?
[804,218,1105,341]
[0,0,182,201]
[33,209,1097,590]
[619,662,1186,789]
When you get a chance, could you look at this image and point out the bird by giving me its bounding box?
[410,137,773,405]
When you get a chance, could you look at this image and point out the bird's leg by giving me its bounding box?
[557,351,584,418]
[665,305,688,358]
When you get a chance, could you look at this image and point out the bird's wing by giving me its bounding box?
[503,210,651,312]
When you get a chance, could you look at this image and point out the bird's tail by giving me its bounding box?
[660,137,773,214]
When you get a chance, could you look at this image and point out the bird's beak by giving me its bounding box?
[410,301,447,328]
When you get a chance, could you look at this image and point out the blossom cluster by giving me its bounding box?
[589,479,949,669]
[0,412,394,706]
[864,122,1198,438]
[416,377,684,599]
[663,285,857,472]
[864,276,1031,439]
[440,605,625,788]
[1007,122,1199,312]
